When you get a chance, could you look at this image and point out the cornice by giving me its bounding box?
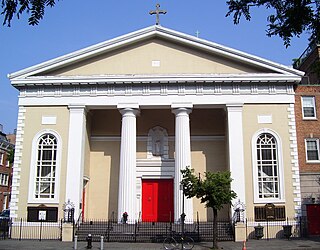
[11,73,301,88]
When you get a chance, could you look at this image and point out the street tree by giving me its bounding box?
[226,0,320,47]
[181,167,237,250]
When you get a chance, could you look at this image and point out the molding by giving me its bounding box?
[287,104,301,216]
[91,135,225,142]
[9,106,26,219]
[11,74,302,87]
[17,83,295,99]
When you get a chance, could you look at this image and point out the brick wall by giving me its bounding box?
[295,85,320,173]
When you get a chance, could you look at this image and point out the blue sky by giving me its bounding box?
[0,0,310,134]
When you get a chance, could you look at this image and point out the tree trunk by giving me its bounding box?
[212,208,219,249]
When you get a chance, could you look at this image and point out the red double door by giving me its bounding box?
[142,179,174,222]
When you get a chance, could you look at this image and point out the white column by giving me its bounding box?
[65,105,87,220]
[172,103,193,222]
[117,105,139,222]
[226,104,246,208]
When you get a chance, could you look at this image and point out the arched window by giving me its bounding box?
[35,133,57,199]
[256,133,280,199]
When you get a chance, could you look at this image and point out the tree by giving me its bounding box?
[226,0,320,47]
[1,1,319,47]
[1,0,58,26]
[181,167,237,250]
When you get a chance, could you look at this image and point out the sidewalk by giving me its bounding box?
[0,238,320,249]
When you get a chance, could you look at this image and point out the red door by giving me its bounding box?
[142,179,173,222]
[307,204,320,235]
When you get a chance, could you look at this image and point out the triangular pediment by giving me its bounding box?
[9,25,303,85]
[40,38,273,76]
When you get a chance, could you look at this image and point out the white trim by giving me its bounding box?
[11,74,302,87]
[252,129,285,204]
[227,104,246,208]
[91,135,225,142]
[301,96,317,120]
[10,107,25,219]
[17,93,296,108]
[305,138,320,163]
[27,129,62,204]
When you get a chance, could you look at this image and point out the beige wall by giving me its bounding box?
[191,140,229,220]
[86,108,228,220]
[242,104,296,218]
[86,141,120,219]
[17,106,70,219]
[42,39,272,76]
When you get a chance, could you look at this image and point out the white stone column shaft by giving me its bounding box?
[118,107,139,222]
[65,105,87,220]
[172,105,193,222]
[227,104,246,208]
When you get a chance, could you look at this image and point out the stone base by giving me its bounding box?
[62,223,73,242]
[235,222,246,242]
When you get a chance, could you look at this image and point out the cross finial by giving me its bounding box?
[149,3,167,25]
[195,30,200,38]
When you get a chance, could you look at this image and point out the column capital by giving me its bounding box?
[68,104,87,114]
[171,103,193,116]
[117,103,139,110]
[226,103,243,112]
[171,102,193,109]
[68,104,86,109]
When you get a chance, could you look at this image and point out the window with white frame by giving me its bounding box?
[302,96,316,119]
[0,173,8,186]
[256,133,280,199]
[0,153,3,165]
[305,139,320,162]
[35,133,57,199]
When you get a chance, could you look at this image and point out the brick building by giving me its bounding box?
[294,40,320,215]
[0,125,15,211]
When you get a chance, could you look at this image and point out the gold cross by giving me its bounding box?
[149,4,167,25]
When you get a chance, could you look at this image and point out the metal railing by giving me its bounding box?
[7,218,62,241]
[74,217,234,242]
[245,217,305,240]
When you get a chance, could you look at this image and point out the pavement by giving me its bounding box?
[0,238,320,250]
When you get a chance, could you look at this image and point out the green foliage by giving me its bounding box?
[226,0,320,47]
[181,167,237,211]
[7,148,14,164]
[1,0,319,47]
[1,0,58,26]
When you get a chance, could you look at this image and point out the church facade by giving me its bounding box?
[9,26,303,224]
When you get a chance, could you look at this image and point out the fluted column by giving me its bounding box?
[226,104,246,208]
[65,104,87,220]
[117,105,139,222]
[172,104,193,222]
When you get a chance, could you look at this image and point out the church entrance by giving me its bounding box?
[142,179,173,222]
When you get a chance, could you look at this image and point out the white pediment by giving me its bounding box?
[9,25,304,87]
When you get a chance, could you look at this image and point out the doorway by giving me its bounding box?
[142,179,173,222]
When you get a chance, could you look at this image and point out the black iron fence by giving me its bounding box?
[0,216,310,242]
[75,218,235,242]
[1,218,62,241]
[245,217,306,240]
